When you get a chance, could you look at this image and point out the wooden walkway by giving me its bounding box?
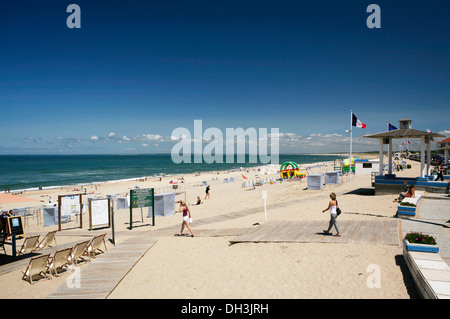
[46,237,157,299]
[230,219,400,246]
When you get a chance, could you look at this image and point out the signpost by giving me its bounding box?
[107,194,116,246]
[129,188,155,230]
[6,216,25,239]
[262,190,268,222]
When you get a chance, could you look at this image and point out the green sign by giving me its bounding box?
[130,188,154,208]
[129,188,155,229]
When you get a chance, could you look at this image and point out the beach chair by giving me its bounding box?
[17,235,40,255]
[0,233,6,254]
[69,240,91,265]
[36,230,57,250]
[22,254,51,284]
[87,233,107,259]
[49,247,72,277]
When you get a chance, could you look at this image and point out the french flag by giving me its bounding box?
[352,114,366,129]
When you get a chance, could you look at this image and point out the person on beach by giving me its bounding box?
[176,201,195,237]
[322,192,341,237]
[405,184,415,198]
[0,210,12,232]
[194,196,202,205]
[204,185,210,199]
[435,161,444,181]
[395,181,409,202]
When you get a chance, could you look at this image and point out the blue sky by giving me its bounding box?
[1,0,449,154]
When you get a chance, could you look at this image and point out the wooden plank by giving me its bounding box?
[230,220,399,246]
[46,237,157,299]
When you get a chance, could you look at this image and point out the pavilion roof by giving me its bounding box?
[437,137,450,144]
[364,128,444,139]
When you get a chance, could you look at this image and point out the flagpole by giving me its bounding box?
[350,109,353,183]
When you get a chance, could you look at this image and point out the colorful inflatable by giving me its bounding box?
[342,157,356,173]
[280,161,306,179]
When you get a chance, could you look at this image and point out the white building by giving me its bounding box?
[354,159,380,175]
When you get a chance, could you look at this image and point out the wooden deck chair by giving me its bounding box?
[17,235,40,255]
[49,248,72,277]
[22,254,51,284]
[69,240,91,265]
[36,230,57,250]
[87,233,107,259]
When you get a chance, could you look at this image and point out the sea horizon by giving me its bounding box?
[0,153,344,193]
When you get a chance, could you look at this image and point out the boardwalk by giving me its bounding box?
[230,220,400,245]
[46,236,157,299]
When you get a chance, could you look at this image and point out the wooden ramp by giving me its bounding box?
[230,219,400,246]
[46,237,157,299]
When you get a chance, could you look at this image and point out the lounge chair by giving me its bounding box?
[49,247,72,277]
[17,235,40,255]
[69,240,91,265]
[22,254,51,284]
[0,233,6,254]
[36,230,57,250]
[87,233,107,259]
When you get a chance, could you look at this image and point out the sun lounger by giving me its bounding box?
[49,247,72,277]
[22,254,51,284]
[87,233,107,259]
[69,240,91,265]
[17,235,40,255]
[36,230,57,250]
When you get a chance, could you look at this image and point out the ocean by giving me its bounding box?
[0,154,341,192]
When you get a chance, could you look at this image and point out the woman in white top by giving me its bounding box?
[322,192,341,237]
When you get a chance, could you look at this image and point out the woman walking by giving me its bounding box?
[435,161,444,181]
[322,192,341,237]
[176,201,195,237]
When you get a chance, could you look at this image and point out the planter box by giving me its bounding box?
[397,205,416,216]
[403,239,439,253]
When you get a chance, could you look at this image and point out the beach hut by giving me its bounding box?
[354,159,380,175]
[148,192,175,217]
[42,205,69,227]
[116,197,130,210]
[307,174,323,190]
[324,171,341,184]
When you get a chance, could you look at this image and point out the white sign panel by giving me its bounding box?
[90,198,110,227]
[61,195,80,216]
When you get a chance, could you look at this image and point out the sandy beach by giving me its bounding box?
[0,154,421,299]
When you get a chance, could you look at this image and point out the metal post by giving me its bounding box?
[110,199,115,245]
[12,234,16,257]
[129,197,133,230]
[350,110,353,183]
[152,188,155,226]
